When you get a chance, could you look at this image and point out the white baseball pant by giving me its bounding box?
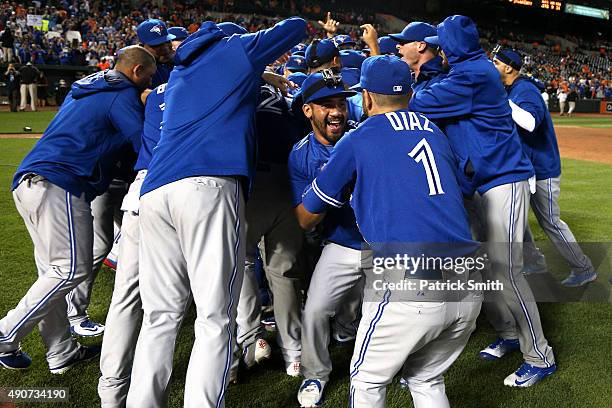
[126,176,245,408]
[349,287,482,408]
[0,177,91,368]
[524,177,594,273]
[480,181,555,367]
[67,179,127,325]
[98,171,146,408]
[300,243,365,381]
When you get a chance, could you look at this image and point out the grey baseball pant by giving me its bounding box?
[524,177,593,273]
[301,243,365,381]
[66,179,127,325]
[98,209,141,408]
[126,176,245,408]
[235,166,304,364]
[0,177,90,368]
[349,286,482,408]
[480,181,555,368]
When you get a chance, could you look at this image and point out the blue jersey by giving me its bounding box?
[409,16,533,195]
[507,77,561,180]
[288,132,363,250]
[302,109,473,247]
[135,83,166,171]
[141,17,307,197]
[13,70,143,202]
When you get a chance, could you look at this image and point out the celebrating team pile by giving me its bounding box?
[0,11,601,408]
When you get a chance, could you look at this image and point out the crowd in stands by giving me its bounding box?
[0,0,610,100]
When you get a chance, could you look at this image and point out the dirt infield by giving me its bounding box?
[1,124,611,164]
[555,127,612,164]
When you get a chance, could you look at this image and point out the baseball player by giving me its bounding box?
[492,48,597,287]
[333,34,357,51]
[299,55,482,408]
[168,26,189,51]
[125,18,307,408]
[0,46,155,374]
[410,16,557,387]
[288,71,366,407]
[136,19,176,88]
[230,70,307,382]
[97,81,165,408]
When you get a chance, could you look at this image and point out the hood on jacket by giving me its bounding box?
[524,75,546,91]
[174,21,226,66]
[437,15,484,66]
[71,70,134,99]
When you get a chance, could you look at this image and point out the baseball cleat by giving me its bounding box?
[261,316,276,332]
[70,319,105,337]
[49,344,101,374]
[286,360,301,377]
[504,362,557,387]
[398,377,409,389]
[522,262,548,275]
[479,338,520,360]
[0,347,32,370]
[297,379,326,407]
[331,332,356,347]
[561,270,597,287]
[242,338,272,368]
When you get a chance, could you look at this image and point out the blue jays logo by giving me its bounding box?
[149,25,163,35]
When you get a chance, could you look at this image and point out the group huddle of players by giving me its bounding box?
[0,11,599,408]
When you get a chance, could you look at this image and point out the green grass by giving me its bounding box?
[551,116,612,128]
[0,138,610,407]
[0,111,57,133]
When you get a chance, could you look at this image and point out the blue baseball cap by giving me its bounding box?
[168,26,189,40]
[378,36,398,55]
[356,55,412,95]
[291,43,307,56]
[137,19,175,46]
[492,47,523,70]
[332,34,356,48]
[285,54,307,72]
[217,22,247,36]
[287,72,307,87]
[389,22,436,44]
[302,70,356,104]
[423,35,439,46]
[305,39,340,69]
[339,50,366,70]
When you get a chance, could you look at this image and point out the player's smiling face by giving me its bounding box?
[306,96,348,145]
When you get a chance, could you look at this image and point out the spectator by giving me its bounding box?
[557,88,567,116]
[37,70,48,107]
[541,88,549,110]
[4,64,21,111]
[55,78,69,106]
[1,28,15,62]
[567,88,578,116]
[19,62,39,111]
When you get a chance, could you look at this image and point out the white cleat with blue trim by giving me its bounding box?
[504,362,557,387]
[297,378,326,407]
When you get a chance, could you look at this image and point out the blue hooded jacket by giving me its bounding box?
[13,70,144,202]
[507,76,561,180]
[410,16,533,195]
[135,83,167,171]
[141,17,307,196]
[412,56,445,94]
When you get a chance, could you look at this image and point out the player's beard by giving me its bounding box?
[313,113,346,145]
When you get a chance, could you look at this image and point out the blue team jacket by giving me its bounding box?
[140,18,307,196]
[13,70,144,201]
[135,83,166,171]
[412,56,445,94]
[507,77,561,180]
[409,15,533,195]
[151,62,172,88]
[302,109,474,248]
[288,132,364,250]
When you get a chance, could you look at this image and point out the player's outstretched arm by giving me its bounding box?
[295,203,326,230]
[409,72,474,120]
